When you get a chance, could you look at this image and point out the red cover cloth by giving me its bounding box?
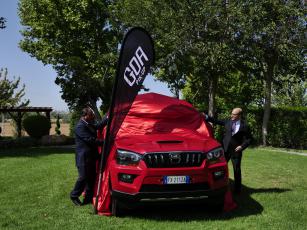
[223,189,238,212]
[94,128,112,216]
[117,93,212,138]
[94,93,212,215]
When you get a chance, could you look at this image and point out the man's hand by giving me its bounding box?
[201,112,208,120]
[235,145,242,152]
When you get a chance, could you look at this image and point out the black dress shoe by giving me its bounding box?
[71,197,82,206]
[82,198,92,205]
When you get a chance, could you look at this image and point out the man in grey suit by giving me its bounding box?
[204,108,252,194]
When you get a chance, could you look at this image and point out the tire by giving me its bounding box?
[208,194,225,212]
[111,197,123,217]
[213,199,225,212]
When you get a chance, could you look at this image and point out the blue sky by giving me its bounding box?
[0,0,172,111]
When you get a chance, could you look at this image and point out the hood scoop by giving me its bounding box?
[156,140,183,144]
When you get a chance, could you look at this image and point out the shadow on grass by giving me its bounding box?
[0,146,75,158]
[125,182,291,221]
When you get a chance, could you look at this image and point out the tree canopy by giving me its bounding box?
[238,1,305,144]
[0,68,29,107]
[18,0,121,115]
[112,0,242,114]
[18,0,305,145]
[0,17,5,29]
[112,0,305,145]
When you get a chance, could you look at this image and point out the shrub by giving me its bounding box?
[0,135,75,149]
[23,115,51,139]
[40,134,74,146]
[211,107,307,149]
[55,114,61,135]
[267,107,307,149]
[0,136,39,149]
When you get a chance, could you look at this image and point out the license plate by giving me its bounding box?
[163,176,190,184]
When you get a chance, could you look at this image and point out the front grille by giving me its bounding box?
[143,151,205,168]
[140,183,209,192]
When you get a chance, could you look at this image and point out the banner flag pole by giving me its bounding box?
[94,27,154,214]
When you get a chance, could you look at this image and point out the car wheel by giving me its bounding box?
[208,194,225,212]
[111,197,123,217]
[213,199,225,212]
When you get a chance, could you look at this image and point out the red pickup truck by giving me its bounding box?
[102,93,228,216]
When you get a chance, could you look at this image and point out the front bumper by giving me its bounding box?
[110,158,229,194]
[112,185,227,203]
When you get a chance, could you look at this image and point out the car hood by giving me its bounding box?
[115,133,221,154]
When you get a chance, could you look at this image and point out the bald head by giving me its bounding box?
[231,108,242,121]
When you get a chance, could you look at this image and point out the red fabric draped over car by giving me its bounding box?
[94,93,214,215]
[117,93,212,138]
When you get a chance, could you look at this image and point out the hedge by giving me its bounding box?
[0,135,75,149]
[213,107,307,149]
[0,136,39,149]
[23,115,51,139]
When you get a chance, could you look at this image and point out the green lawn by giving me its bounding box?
[0,147,306,230]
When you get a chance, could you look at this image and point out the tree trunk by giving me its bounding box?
[262,63,274,146]
[1,113,4,135]
[174,88,180,99]
[208,76,217,117]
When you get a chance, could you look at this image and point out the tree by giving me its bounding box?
[55,114,61,135]
[19,0,121,116]
[0,17,6,29]
[272,77,307,107]
[113,0,243,116]
[239,1,305,145]
[0,68,29,107]
[114,0,305,146]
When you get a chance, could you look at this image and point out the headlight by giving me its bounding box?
[207,152,214,160]
[206,147,224,161]
[116,149,142,166]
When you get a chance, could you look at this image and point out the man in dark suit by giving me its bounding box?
[204,108,252,194]
[70,107,108,206]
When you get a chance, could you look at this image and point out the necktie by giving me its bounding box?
[232,121,236,136]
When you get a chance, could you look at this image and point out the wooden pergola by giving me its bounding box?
[0,107,53,137]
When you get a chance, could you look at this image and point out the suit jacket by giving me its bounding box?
[75,116,108,166]
[206,116,252,153]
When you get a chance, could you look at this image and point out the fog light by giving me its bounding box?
[118,173,136,183]
[213,171,225,180]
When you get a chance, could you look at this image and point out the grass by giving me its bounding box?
[0,147,306,230]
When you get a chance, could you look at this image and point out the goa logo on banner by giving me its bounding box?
[124,46,149,87]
